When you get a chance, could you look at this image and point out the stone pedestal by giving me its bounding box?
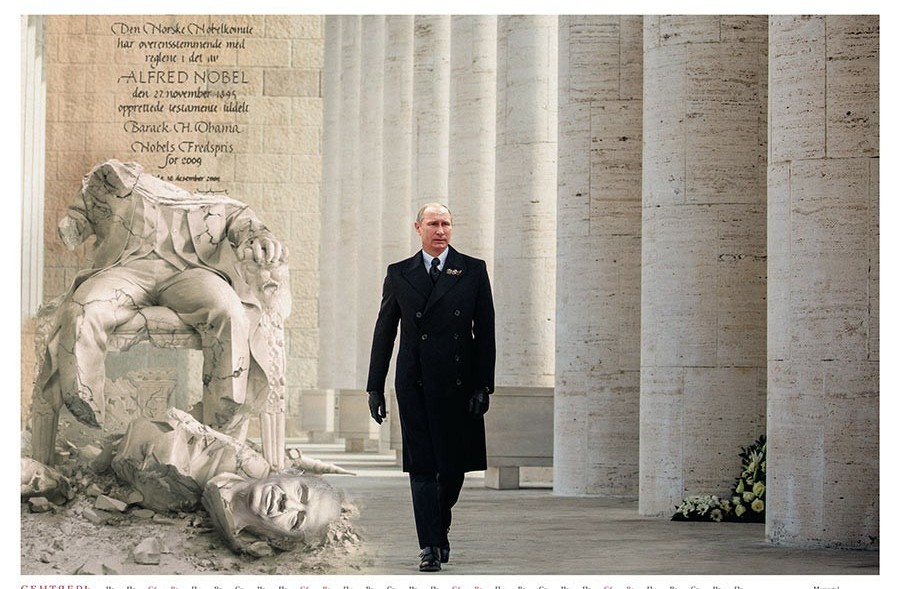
[104,344,203,433]
[300,388,337,442]
[484,386,554,489]
[337,389,382,453]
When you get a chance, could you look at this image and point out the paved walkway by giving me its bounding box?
[300,443,880,578]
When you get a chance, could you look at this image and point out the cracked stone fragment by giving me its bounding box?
[76,560,119,575]
[28,497,52,513]
[125,489,144,505]
[82,507,111,524]
[245,541,274,558]
[80,444,103,462]
[132,537,162,565]
[20,457,72,505]
[95,494,128,512]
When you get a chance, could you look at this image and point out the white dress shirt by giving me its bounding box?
[421,248,449,275]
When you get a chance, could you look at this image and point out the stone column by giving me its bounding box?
[357,16,385,383]
[411,15,451,231]
[22,16,46,320]
[358,15,389,451]
[333,16,378,451]
[21,16,47,426]
[312,15,342,442]
[640,16,768,515]
[330,15,361,393]
[382,15,415,268]
[448,15,497,268]
[382,16,415,457]
[554,16,643,497]
[488,15,558,488]
[767,15,878,549]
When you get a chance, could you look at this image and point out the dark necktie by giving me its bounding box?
[430,257,441,283]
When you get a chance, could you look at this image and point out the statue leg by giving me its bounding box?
[159,268,251,437]
[30,371,62,465]
[56,268,149,427]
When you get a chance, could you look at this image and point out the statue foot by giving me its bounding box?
[63,395,102,428]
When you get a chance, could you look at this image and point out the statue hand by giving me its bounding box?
[238,235,287,264]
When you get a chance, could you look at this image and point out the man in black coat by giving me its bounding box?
[366,202,495,572]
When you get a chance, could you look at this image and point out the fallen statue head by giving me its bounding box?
[21,457,72,505]
[202,470,342,553]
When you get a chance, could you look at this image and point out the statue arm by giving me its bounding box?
[226,207,286,264]
[58,193,94,249]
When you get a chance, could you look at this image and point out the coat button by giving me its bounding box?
[456,379,462,386]
[416,311,423,318]
[417,380,423,387]
[454,309,461,316]
[421,334,428,340]
[452,333,459,340]
[454,355,460,362]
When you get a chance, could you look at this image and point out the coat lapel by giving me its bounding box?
[424,246,466,315]
[401,251,433,301]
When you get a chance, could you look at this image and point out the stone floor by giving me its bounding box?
[304,443,880,579]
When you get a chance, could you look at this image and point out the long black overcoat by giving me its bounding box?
[366,246,495,474]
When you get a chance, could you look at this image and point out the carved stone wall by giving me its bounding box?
[38,15,324,436]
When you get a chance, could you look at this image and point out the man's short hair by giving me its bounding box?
[416,202,452,224]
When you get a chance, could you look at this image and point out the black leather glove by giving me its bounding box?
[468,388,490,418]
[368,391,387,424]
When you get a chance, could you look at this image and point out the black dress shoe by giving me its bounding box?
[418,546,442,572]
[440,546,450,563]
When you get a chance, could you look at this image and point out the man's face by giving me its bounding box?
[240,259,290,312]
[415,206,452,257]
[240,474,341,541]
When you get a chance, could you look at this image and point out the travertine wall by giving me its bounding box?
[39,15,324,433]
[554,16,643,496]
[766,15,879,548]
[639,16,769,515]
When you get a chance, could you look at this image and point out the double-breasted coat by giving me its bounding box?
[366,246,496,474]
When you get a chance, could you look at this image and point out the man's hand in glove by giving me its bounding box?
[468,388,491,418]
[368,391,387,424]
